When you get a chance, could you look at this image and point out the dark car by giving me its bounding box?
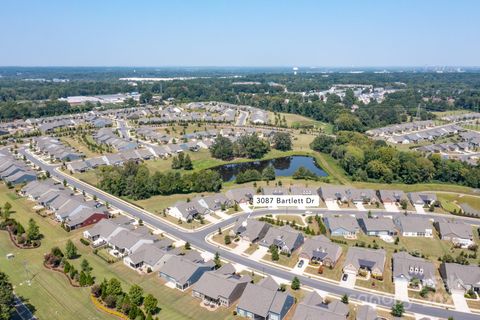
[342,273,348,281]
[297,260,304,268]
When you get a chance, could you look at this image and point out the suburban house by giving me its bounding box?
[159,254,214,291]
[192,264,250,307]
[123,242,174,272]
[392,252,436,288]
[349,189,379,204]
[356,305,378,320]
[236,276,294,320]
[107,227,158,257]
[324,216,360,237]
[83,217,135,246]
[259,225,304,254]
[394,216,433,237]
[262,187,289,196]
[319,186,350,203]
[358,217,397,236]
[343,248,386,279]
[289,186,319,196]
[440,263,480,293]
[408,192,437,206]
[193,194,232,212]
[435,221,474,248]
[292,291,349,320]
[232,218,270,243]
[299,235,342,267]
[225,187,255,204]
[167,200,208,221]
[378,189,408,205]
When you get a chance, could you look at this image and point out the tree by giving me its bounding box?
[270,245,280,261]
[310,134,336,153]
[334,113,363,132]
[391,301,405,317]
[26,218,40,241]
[262,165,276,181]
[272,132,292,151]
[65,239,78,259]
[291,276,300,290]
[182,154,193,170]
[213,252,221,269]
[140,91,153,104]
[184,242,191,250]
[81,259,92,274]
[143,294,158,315]
[210,136,234,160]
[341,294,349,304]
[106,278,123,297]
[2,202,12,220]
[129,284,144,306]
[0,272,14,320]
[224,234,231,245]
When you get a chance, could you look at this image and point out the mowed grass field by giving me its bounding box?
[0,184,236,320]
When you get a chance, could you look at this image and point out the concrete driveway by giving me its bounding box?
[384,203,399,212]
[239,203,252,213]
[339,272,357,289]
[232,239,251,254]
[355,202,366,211]
[292,258,309,275]
[248,245,269,262]
[414,204,426,214]
[325,200,340,210]
[451,289,470,312]
[394,278,410,302]
[204,215,219,224]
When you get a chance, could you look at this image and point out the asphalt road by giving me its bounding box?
[20,147,480,320]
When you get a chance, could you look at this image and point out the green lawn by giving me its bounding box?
[0,184,234,320]
[436,192,480,211]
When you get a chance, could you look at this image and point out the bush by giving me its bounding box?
[80,238,90,246]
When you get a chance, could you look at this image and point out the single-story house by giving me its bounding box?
[343,247,386,279]
[324,216,360,237]
[378,190,407,204]
[192,264,250,307]
[440,263,480,293]
[236,276,294,320]
[292,291,348,320]
[393,251,436,288]
[408,192,437,206]
[358,217,397,236]
[259,225,304,254]
[159,255,214,291]
[225,187,255,204]
[299,235,342,267]
[232,218,270,243]
[436,221,474,248]
[394,216,433,237]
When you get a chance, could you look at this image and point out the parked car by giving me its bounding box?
[297,260,304,268]
[342,273,348,281]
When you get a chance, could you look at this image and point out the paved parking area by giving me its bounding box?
[394,278,410,302]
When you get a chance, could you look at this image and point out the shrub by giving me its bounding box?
[80,238,90,246]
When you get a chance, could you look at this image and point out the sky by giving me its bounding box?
[1,0,479,67]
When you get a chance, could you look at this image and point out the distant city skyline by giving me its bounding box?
[1,0,479,67]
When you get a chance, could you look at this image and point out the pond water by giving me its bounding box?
[211,155,328,182]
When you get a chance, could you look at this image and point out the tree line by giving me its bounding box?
[98,161,222,200]
[310,131,480,187]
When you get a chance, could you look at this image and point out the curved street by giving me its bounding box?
[20,147,480,320]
